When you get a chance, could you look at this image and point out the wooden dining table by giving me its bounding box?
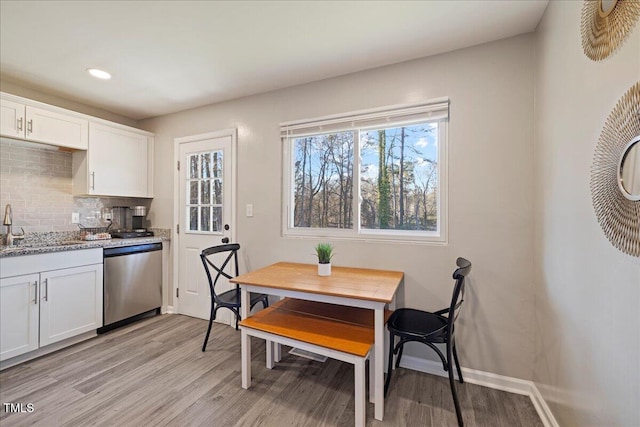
[230,261,404,421]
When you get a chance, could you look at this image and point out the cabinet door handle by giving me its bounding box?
[33,281,38,304]
[27,119,33,134]
[17,117,23,132]
[43,278,48,301]
[91,172,95,190]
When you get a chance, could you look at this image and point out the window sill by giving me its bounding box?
[282,229,448,246]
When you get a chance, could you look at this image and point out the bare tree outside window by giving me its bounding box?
[360,123,438,231]
[293,132,354,228]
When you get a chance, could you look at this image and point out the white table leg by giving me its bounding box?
[354,357,366,427]
[369,350,375,403]
[266,341,275,369]
[274,343,282,362]
[374,306,384,420]
[241,286,251,389]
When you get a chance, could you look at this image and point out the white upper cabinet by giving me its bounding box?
[72,122,154,198]
[0,98,25,139]
[1,92,154,198]
[0,95,88,150]
[26,106,89,150]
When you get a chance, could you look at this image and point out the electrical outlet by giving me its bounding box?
[104,212,112,220]
[246,204,253,217]
[71,212,80,224]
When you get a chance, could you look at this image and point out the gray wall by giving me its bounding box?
[141,34,536,380]
[534,2,640,426]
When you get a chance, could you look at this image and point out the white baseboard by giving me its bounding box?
[398,355,559,427]
[528,380,560,427]
[165,305,177,314]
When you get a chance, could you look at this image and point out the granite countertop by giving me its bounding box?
[0,235,170,258]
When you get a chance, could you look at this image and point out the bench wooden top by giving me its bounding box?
[239,298,392,357]
[231,262,404,303]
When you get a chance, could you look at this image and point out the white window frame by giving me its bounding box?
[281,99,448,245]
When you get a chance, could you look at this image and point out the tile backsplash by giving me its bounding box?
[0,139,150,233]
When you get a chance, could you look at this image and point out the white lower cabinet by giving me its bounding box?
[39,264,103,347]
[0,250,103,362]
[0,274,39,361]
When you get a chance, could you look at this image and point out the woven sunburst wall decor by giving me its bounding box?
[581,0,640,61]
[591,82,640,257]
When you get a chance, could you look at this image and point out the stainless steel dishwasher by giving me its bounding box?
[101,242,162,332]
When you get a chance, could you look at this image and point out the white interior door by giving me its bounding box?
[177,131,235,323]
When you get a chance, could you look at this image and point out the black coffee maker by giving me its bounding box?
[130,206,147,231]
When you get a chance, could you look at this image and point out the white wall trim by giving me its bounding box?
[528,382,560,427]
[399,355,559,427]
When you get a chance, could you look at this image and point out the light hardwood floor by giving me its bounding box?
[0,314,542,426]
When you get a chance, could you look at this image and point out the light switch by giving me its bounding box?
[246,204,253,217]
[71,212,80,223]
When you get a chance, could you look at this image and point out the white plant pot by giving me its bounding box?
[318,262,331,276]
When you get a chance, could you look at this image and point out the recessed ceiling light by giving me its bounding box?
[87,68,111,80]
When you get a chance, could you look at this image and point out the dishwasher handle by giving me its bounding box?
[104,242,163,258]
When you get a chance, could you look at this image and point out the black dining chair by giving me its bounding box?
[384,257,472,427]
[200,243,269,352]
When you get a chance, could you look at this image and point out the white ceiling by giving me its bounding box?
[0,1,548,121]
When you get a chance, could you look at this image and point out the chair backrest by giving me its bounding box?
[200,243,240,302]
[447,257,472,338]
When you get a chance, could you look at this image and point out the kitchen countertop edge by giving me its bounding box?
[0,236,169,258]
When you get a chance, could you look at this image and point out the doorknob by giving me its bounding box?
[221,237,230,244]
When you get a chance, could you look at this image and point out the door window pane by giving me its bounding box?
[190,154,199,179]
[212,207,222,232]
[213,179,223,204]
[201,179,211,204]
[186,149,224,233]
[189,207,198,231]
[201,207,211,231]
[190,181,198,204]
[213,152,223,178]
[201,153,211,178]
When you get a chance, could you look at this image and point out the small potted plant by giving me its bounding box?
[315,243,334,276]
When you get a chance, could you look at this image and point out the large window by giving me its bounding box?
[282,100,448,243]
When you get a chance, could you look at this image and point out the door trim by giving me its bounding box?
[173,128,237,314]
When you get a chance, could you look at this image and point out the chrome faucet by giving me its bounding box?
[3,204,25,246]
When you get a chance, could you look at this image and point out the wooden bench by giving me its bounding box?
[239,298,392,427]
